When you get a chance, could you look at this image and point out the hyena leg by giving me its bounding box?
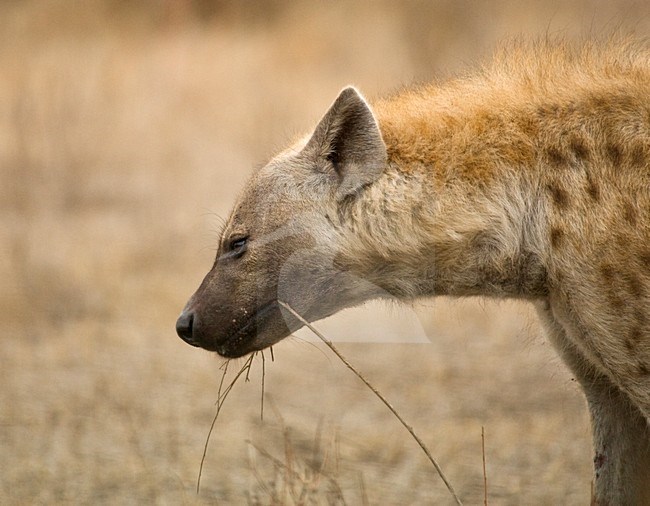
[582,377,650,505]
[538,308,650,505]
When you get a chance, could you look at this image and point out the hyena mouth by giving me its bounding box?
[216,300,285,358]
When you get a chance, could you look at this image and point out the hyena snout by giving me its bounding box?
[175,290,294,357]
[175,310,200,348]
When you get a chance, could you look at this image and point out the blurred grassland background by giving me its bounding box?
[3,0,650,504]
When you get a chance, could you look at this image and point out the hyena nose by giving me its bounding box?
[176,311,200,347]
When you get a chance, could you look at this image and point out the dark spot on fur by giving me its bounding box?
[628,327,642,348]
[626,313,644,351]
[546,146,567,167]
[622,200,638,226]
[547,183,569,209]
[537,104,560,118]
[629,144,646,167]
[638,362,650,376]
[590,94,608,109]
[585,176,600,202]
[614,233,628,249]
[633,309,646,339]
[518,116,538,136]
[626,274,644,298]
[570,138,590,161]
[600,264,625,310]
[634,308,646,326]
[600,264,615,281]
[332,251,350,272]
[565,101,577,113]
[640,250,650,268]
[606,144,622,166]
[550,227,565,248]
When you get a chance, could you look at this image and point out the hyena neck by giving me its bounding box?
[339,95,549,300]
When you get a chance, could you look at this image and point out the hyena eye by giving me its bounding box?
[228,236,248,259]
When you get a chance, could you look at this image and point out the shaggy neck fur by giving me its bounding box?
[339,40,650,302]
[336,63,566,298]
[337,124,548,300]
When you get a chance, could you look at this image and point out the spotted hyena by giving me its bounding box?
[177,40,650,504]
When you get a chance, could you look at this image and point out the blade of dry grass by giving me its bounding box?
[197,353,255,494]
[359,471,369,506]
[261,350,266,422]
[278,300,463,506]
[482,426,488,506]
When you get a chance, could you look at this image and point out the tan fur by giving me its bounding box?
[178,39,650,504]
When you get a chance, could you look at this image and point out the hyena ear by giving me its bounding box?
[304,86,387,198]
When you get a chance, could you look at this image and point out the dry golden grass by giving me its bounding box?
[3,1,650,503]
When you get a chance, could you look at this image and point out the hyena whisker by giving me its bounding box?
[200,209,229,243]
[286,333,333,362]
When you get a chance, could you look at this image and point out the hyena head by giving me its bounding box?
[176,87,388,357]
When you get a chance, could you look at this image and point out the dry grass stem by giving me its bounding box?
[278,300,463,506]
[359,471,369,506]
[197,353,255,494]
[482,426,488,506]
[261,351,266,422]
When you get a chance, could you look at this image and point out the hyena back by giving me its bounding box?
[177,40,650,504]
